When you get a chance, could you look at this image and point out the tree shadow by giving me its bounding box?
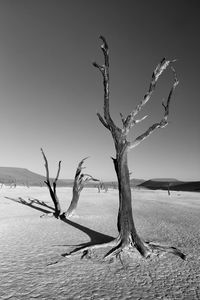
[29,198,55,211]
[4,196,115,257]
[60,215,114,257]
[5,196,54,215]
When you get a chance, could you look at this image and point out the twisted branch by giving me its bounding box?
[73,157,99,192]
[123,58,177,134]
[129,66,179,149]
[63,158,99,217]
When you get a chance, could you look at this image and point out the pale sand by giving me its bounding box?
[0,187,199,299]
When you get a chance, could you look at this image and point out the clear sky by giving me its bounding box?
[0,0,199,181]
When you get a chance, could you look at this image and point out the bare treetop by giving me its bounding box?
[93,36,179,150]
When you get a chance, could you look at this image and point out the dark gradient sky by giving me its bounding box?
[0,0,199,180]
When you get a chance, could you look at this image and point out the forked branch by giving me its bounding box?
[41,148,61,218]
[62,157,99,218]
[93,36,120,134]
[93,36,178,147]
[123,58,177,133]
[73,157,98,193]
[129,66,179,149]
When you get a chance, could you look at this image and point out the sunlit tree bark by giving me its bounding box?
[62,157,99,218]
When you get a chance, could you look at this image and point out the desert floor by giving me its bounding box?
[0,187,199,300]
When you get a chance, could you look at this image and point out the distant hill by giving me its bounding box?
[0,167,68,187]
[0,167,98,187]
[139,179,200,192]
[0,167,199,192]
[148,178,180,182]
[130,178,146,187]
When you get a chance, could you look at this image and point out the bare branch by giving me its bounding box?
[129,122,163,149]
[53,160,62,195]
[40,148,61,218]
[124,58,174,132]
[134,115,148,124]
[75,157,89,174]
[162,66,179,122]
[55,161,61,183]
[97,112,110,129]
[129,66,179,150]
[92,62,104,74]
[73,157,89,189]
[82,174,100,183]
[120,113,126,126]
[94,36,120,133]
[63,157,97,218]
[74,157,99,189]
[41,148,50,183]
[99,35,109,67]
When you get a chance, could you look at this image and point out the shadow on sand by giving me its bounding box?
[5,196,115,258]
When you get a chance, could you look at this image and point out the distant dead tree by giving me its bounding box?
[67,36,185,261]
[97,182,101,193]
[168,182,171,196]
[23,178,30,188]
[0,180,4,189]
[41,149,98,218]
[104,183,108,192]
[97,181,108,193]
[111,182,118,189]
[10,178,16,189]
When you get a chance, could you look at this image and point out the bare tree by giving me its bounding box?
[0,180,4,189]
[97,181,108,193]
[62,157,99,218]
[9,178,16,189]
[41,149,98,219]
[168,182,171,196]
[67,36,185,261]
[41,148,62,218]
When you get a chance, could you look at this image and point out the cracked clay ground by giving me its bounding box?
[0,187,199,299]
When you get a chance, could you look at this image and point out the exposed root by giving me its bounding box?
[61,211,73,218]
[63,233,186,263]
[63,236,120,259]
[104,240,123,260]
[40,212,55,218]
[61,211,80,219]
[146,241,186,260]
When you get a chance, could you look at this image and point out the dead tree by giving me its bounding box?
[0,180,4,189]
[97,181,107,193]
[67,36,185,261]
[41,149,98,218]
[41,148,62,218]
[168,182,171,196]
[9,178,16,188]
[62,157,99,218]
[97,182,101,193]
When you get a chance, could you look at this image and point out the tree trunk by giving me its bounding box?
[45,183,61,218]
[64,185,81,217]
[113,144,150,257]
[168,183,171,196]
